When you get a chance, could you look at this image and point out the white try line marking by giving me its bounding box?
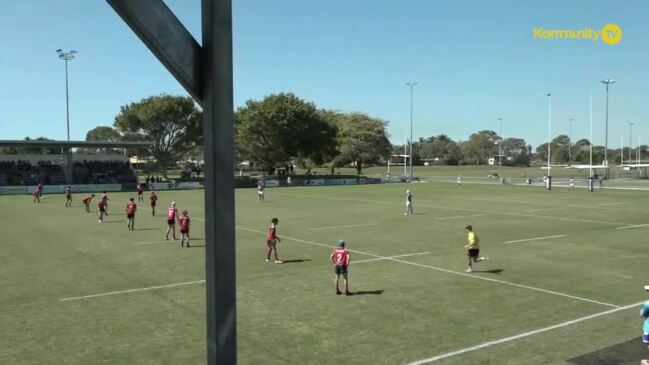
[599,202,630,206]
[616,223,649,230]
[309,223,377,231]
[526,207,567,213]
[432,214,485,220]
[237,226,619,308]
[354,252,430,264]
[406,300,644,364]
[60,280,205,302]
[502,234,566,244]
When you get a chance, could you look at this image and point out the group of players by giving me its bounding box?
[36,182,192,248]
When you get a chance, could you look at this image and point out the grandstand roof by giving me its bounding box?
[0,140,150,148]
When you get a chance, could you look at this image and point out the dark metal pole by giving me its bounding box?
[202,0,236,363]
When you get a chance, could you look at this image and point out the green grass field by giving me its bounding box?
[1,181,648,364]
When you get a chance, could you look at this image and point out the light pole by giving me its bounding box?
[546,93,552,190]
[57,49,77,183]
[497,118,503,166]
[601,79,615,177]
[629,122,634,163]
[406,82,418,180]
[568,118,574,166]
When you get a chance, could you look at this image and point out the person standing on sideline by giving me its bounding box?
[457,175,463,186]
[125,197,137,231]
[569,177,575,190]
[330,240,352,295]
[258,181,265,201]
[65,185,72,207]
[404,189,413,215]
[266,218,282,263]
[464,225,489,272]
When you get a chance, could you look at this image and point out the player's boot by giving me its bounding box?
[336,290,342,295]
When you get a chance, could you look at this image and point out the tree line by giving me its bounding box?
[1,93,643,176]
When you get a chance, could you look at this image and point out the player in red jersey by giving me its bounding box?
[32,188,41,203]
[149,191,158,216]
[125,197,137,231]
[100,191,110,215]
[165,202,178,240]
[65,185,72,207]
[137,183,145,202]
[265,218,282,263]
[98,195,108,223]
[178,210,191,247]
[330,240,352,295]
[82,194,95,212]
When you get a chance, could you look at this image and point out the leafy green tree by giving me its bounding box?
[236,93,337,173]
[113,94,202,178]
[420,134,462,165]
[460,130,498,165]
[80,126,122,154]
[331,112,391,176]
[501,138,531,166]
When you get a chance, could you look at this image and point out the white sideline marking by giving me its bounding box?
[309,223,377,231]
[236,226,619,308]
[616,223,649,230]
[599,202,630,206]
[503,235,566,244]
[432,214,485,220]
[406,301,644,364]
[60,280,205,302]
[526,207,567,213]
[354,252,430,264]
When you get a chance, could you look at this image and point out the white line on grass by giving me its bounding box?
[59,280,205,302]
[502,235,566,244]
[405,301,644,365]
[432,214,485,220]
[236,226,620,308]
[309,223,377,231]
[598,202,630,206]
[526,207,567,213]
[353,252,430,264]
[616,223,649,230]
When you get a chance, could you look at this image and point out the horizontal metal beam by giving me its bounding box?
[0,140,150,148]
[107,0,203,103]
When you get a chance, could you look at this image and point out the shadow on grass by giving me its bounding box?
[137,228,159,231]
[567,337,648,365]
[186,244,205,248]
[281,259,312,264]
[352,290,384,295]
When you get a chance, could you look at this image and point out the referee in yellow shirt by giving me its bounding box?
[464,225,489,272]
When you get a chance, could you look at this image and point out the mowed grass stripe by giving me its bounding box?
[237,226,620,308]
[271,191,628,227]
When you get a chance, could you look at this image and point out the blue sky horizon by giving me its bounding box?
[1,0,648,149]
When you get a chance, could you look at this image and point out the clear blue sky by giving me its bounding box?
[1,0,648,149]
